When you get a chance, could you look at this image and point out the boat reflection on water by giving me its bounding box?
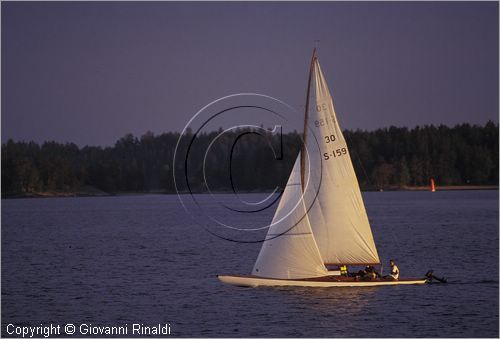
[268,285,381,332]
[276,285,377,312]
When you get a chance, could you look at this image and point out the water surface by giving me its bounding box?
[2,191,498,337]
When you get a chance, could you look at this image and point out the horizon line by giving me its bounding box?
[2,120,498,149]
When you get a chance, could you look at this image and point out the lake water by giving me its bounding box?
[2,191,498,337]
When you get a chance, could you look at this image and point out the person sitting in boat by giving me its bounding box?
[352,266,372,280]
[361,265,379,280]
[366,265,381,278]
[386,260,400,280]
[362,270,376,280]
[353,267,367,278]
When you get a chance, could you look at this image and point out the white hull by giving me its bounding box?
[218,275,427,288]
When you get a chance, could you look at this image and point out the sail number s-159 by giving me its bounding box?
[323,147,347,161]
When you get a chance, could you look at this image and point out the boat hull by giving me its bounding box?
[218,275,427,287]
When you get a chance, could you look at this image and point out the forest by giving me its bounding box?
[2,121,498,197]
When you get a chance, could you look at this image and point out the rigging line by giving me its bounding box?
[387,225,406,271]
[344,132,404,265]
[344,132,373,188]
[390,227,404,256]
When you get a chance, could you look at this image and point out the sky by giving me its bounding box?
[2,1,498,146]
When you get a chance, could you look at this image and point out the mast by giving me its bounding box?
[301,48,317,191]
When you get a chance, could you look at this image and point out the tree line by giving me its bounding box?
[2,122,498,197]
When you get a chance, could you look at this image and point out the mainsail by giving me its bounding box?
[303,55,380,266]
[252,50,380,280]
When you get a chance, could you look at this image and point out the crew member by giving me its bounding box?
[389,259,400,280]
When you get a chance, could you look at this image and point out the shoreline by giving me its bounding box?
[2,185,498,199]
[367,185,499,192]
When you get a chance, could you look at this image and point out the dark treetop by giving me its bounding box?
[2,122,498,197]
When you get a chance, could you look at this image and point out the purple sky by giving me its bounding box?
[2,2,498,146]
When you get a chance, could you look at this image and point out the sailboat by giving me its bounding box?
[218,50,427,287]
